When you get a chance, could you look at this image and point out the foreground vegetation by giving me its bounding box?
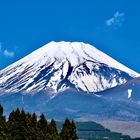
[0,104,140,140]
[0,105,78,140]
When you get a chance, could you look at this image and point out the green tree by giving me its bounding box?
[7,108,29,140]
[60,118,78,140]
[37,114,49,140]
[0,104,3,116]
[27,112,38,140]
[48,119,59,140]
[71,120,78,140]
[0,105,7,140]
[60,118,72,140]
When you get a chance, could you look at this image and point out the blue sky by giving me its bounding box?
[0,0,140,73]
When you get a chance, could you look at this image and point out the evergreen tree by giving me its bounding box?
[8,110,15,123]
[7,108,29,140]
[38,114,48,132]
[60,118,72,140]
[48,119,59,140]
[30,112,37,127]
[0,104,7,140]
[37,114,49,140]
[60,118,78,140]
[0,105,3,116]
[27,112,38,140]
[71,120,78,140]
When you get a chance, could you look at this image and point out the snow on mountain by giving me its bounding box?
[128,89,132,99]
[0,41,139,95]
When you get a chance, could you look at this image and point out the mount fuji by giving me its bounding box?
[0,41,139,97]
[0,41,140,121]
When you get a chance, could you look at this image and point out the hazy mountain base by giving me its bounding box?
[96,120,140,139]
[0,88,140,121]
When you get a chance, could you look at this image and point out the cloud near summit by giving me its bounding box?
[0,43,15,58]
[3,50,15,57]
[105,11,125,28]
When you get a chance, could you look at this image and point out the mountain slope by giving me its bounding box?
[0,86,140,121]
[98,77,140,102]
[0,41,139,95]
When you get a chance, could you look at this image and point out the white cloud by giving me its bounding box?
[3,49,15,57]
[0,42,15,58]
[105,11,125,28]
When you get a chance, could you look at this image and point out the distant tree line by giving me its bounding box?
[0,104,78,140]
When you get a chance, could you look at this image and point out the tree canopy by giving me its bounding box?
[0,104,78,140]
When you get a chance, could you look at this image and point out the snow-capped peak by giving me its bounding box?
[10,41,138,76]
[0,41,139,95]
